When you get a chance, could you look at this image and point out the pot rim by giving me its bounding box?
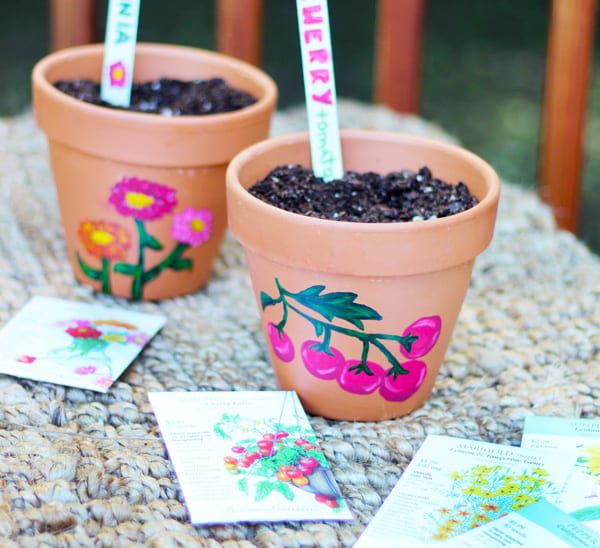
[32,42,278,129]
[227,130,501,276]
[227,129,500,233]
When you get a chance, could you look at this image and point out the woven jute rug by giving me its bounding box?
[0,102,598,547]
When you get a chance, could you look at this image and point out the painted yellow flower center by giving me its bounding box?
[190,219,205,232]
[113,67,124,80]
[91,230,114,246]
[125,192,155,209]
[102,334,125,343]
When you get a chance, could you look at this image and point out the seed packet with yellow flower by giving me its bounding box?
[522,416,600,534]
[355,435,576,547]
[443,500,599,547]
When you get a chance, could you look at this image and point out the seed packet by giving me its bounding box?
[0,296,165,392]
[522,416,600,533]
[355,434,576,547]
[442,500,600,547]
[149,390,353,524]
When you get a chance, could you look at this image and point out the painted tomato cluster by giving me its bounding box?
[262,280,442,402]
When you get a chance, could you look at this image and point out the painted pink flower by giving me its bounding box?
[109,178,178,221]
[171,207,213,246]
[109,61,126,87]
[16,355,36,364]
[95,377,114,388]
[75,365,97,375]
[127,333,149,346]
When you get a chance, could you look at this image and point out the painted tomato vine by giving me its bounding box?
[261,279,442,401]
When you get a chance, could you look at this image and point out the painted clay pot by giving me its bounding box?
[32,43,277,300]
[227,131,500,421]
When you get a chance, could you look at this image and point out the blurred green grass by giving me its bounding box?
[1,0,598,252]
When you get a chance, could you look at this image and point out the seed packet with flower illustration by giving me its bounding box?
[148,390,353,524]
[522,416,600,534]
[354,434,577,547]
[442,500,600,547]
[0,296,165,392]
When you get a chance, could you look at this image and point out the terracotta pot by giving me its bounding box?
[32,43,277,300]
[227,131,500,421]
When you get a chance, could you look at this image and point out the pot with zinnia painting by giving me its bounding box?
[32,44,277,300]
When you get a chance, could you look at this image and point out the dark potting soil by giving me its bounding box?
[248,165,479,223]
[54,77,257,115]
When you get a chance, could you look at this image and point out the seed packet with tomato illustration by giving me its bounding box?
[442,500,600,547]
[148,390,353,524]
[0,296,165,392]
[355,435,577,547]
[522,416,600,534]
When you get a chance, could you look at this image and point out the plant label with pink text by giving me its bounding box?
[0,296,165,392]
[355,435,577,547]
[100,0,141,106]
[149,390,353,524]
[296,0,344,181]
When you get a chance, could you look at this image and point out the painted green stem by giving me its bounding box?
[143,242,190,283]
[101,257,111,294]
[132,219,146,301]
[269,281,412,375]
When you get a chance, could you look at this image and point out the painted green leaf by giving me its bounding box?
[77,252,102,281]
[114,262,138,275]
[142,233,164,251]
[255,480,274,502]
[292,285,382,329]
[571,506,600,522]
[238,476,249,495]
[213,423,231,439]
[261,291,279,309]
[274,482,295,501]
[171,258,193,271]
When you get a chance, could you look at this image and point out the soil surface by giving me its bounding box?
[54,77,257,115]
[248,165,479,222]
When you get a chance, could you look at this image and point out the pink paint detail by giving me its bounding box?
[109,61,127,87]
[74,365,97,375]
[401,316,442,358]
[312,89,332,105]
[301,340,345,380]
[95,377,114,388]
[171,207,213,247]
[338,360,384,395]
[16,355,36,364]
[379,361,427,402]
[267,322,295,362]
[302,5,323,25]
[109,177,178,221]
[304,28,323,44]
[309,48,329,64]
[310,69,330,84]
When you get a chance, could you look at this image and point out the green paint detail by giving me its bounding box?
[292,283,382,329]
[77,252,103,281]
[570,506,600,522]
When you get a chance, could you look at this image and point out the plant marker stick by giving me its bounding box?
[100,0,141,107]
[296,0,344,181]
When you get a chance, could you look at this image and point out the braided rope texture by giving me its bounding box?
[0,102,597,546]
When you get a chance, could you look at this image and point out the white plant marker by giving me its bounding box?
[296,0,344,181]
[100,0,141,107]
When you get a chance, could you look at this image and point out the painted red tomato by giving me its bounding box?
[267,322,295,362]
[301,341,345,380]
[338,360,384,395]
[379,360,427,402]
[400,316,441,358]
